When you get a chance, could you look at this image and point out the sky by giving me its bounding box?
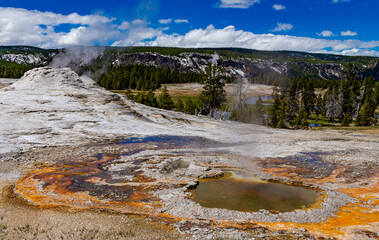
[0,0,378,56]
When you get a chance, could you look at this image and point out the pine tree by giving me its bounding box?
[175,98,184,112]
[254,97,265,124]
[314,94,323,121]
[292,108,308,129]
[125,89,134,100]
[158,86,175,110]
[146,90,158,107]
[184,98,195,114]
[301,79,316,115]
[135,90,147,104]
[341,113,351,126]
[199,60,226,117]
[288,78,299,120]
[270,88,281,127]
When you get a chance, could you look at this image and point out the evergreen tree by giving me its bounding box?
[135,90,147,104]
[184,98,195,114]
[146,90,158,107]
[288,78,299,120]
[293,108,308,129]
[341,112,351,126]
[301,79,316,115]
[158,86,175,110]
[255,97,265,124]
[269,87,281,127]
[276,95,291,128]
[175,98,184,112]
[314,94,323,121]
[125,89,134,100]
[199,61,226,117]
[98,64,207,91]
[277,103,287,128]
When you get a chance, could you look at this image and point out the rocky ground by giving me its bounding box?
[0,67,378,239]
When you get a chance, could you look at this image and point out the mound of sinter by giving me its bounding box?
[0,67,243,155]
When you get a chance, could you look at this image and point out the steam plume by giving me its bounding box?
[50,46,106,73]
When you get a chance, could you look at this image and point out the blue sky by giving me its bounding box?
[0,0,378,56]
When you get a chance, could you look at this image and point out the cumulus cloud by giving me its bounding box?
[118,21,131,30]
[140,25,379,57]
[272,23,293,32]
[217,0,260,9]
[0,7,378,57]
[0,7,118,48]
[332,0,351,3]
[317,30,334,37]
[112,27,162,46]
[174,19,189,24]
[341,30,357,36]
[131,19,147,26]
[158,19,172,24]
[272,4,286,10]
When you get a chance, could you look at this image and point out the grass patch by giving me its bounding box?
[317,126,379,135]
[307,114,332,126]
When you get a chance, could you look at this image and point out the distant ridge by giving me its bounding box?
[0,46,378,82]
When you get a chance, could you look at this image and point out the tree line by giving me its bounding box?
[123,61,378,129]
[0,64,31,78]
[250,72,335,89]
[268,74,379,128]
[99,64,206,91]
[127,62,226,117]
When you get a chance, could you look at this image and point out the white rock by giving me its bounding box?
[0,67,377,167]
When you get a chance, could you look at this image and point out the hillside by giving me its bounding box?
[76,47,379,86]
[0,46,378,85]
[0,46,57,78]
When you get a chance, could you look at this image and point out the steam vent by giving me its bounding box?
[1,67,378,239]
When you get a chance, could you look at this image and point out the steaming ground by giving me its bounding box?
[1,67,377,164]
[0,67,378,239]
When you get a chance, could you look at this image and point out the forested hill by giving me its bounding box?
[0,46,378,87]
[0,46,57,78]
[79,47,379,88]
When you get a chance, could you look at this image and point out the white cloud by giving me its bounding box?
[140,25,379,57]
[0,7,118,48]
[158,19,172,24]
[118,21,131,30]
[217,0,260,9]
[341,30,357,36]
[174,19,189,24]
[317,30,334,37]
[131,19,147,26]
[112,27,162,46]
[272,4,286,10]
[332,0,351,3]
[272,23,293,32]
[0,7,377,57]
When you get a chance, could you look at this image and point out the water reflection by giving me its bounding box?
[191,172,320,212]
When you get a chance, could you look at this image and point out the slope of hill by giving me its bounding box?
[79,47,379,86]
[0,46,378,84]
[0,46,57,78]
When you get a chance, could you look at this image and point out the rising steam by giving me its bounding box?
[211,51,219,65]
[49,46,106,75]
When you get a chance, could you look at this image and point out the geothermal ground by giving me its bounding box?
[0,68,378,239]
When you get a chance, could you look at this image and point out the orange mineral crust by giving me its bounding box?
[15,149,378,239]
[258,174,378,239]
